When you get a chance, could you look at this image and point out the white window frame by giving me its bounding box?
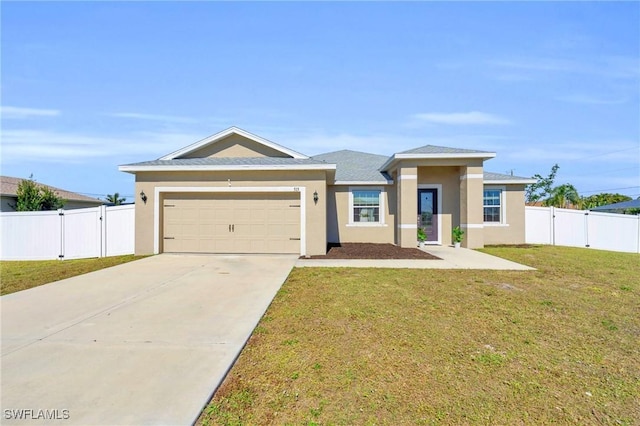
[347,186,386,227]
[483,185,508,226]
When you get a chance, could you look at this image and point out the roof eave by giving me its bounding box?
[484,179,537,185]
[333,180,395,186]
[118,164,336,173]
[380,152,496,172]
[159,127,309,160]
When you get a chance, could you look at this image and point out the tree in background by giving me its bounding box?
[14,176,65,211]
[105,193,126,205]
[544,183,580,208]
[526,164,559,204]
[578,193,632,210]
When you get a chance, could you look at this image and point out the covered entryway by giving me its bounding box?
[418,187,439,244]
[162,192,301,254]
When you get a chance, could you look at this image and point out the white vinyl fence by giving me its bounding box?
[526,206,640,254]
[0,205,135,260]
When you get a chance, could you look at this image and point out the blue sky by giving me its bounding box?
[2,2,639,202]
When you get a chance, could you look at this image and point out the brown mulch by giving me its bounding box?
[302,243,441,260]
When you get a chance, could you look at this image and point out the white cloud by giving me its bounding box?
[0,129,202,163]
[107,112,197,124]
[556,94,627,105]
[411,111,510,126]
[1,106,60,119]
[488,55,640,80]
[503,141,640,164]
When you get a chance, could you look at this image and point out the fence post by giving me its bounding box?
[584,210,590,248]
[550,206,556,246]
[58,208,65,260]
[100,205,107,258]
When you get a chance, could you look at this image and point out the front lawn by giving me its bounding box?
[199,246,639,425]
[0,255,143,296]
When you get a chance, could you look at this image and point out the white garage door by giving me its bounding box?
[162,193,301,254]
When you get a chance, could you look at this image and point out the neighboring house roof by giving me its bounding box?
[0,176,102,203]
[312,150,392,184]
[591,199,640,212]
[120,157,335,172]
[379,144,496,171]
[159,127,308,160]
[483,171,537,185]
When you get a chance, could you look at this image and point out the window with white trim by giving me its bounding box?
[483,188,503,223]
[350,189,382,224]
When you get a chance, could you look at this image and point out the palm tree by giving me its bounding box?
[105,192,126,205]
[544,184,580,209]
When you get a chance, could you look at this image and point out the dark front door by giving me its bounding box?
[418,189,438,243]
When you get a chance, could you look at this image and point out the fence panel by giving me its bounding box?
[63,207,102,259]
[525,206,553,244]
[525,206,640,253]
[587,212,639,253]
[0,205,135,261]
[553,208,587,248]
[104,205,135,256]
[0,211,62,260]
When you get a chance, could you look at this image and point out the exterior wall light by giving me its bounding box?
[313,190,319,204]
[140,190,148,204]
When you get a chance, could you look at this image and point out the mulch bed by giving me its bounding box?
[302,243,441,260]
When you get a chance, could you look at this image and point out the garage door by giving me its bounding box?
[162,192,301,254]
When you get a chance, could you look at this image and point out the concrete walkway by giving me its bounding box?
[1,254,297,425]
[296,245,534,270]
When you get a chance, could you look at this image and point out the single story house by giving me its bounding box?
[0,176,104,212]
[120,127,535,256]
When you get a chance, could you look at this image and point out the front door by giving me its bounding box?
[418,189,438,243]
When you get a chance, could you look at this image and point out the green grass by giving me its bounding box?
[0,255,144,295]
[198,246,639,425]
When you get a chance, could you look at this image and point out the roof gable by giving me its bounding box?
[380,144,496,171]
[160,127,308,160]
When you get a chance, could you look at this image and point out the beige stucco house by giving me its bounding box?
[120,127,535,256]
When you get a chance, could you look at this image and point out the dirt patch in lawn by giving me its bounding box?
[302,243,440,260]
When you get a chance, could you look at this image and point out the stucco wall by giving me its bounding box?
[134,170,327,256]
[483,185,528,245]
[326,185,395,244]
[460,165,485,248]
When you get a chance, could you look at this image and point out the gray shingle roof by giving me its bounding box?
[122,157,330,167]
[312,150,391,183]
[399,145,492,155]
[483,171,534,181]
[591,199,640,211]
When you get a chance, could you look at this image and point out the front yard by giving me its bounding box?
[0,255,143,295]
[199,246,639,425]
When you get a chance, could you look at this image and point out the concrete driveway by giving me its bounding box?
[1,254,297,425]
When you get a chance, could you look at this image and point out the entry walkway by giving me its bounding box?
[296,246,534,270]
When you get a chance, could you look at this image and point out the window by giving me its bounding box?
[483,188,502,223]
[351,190,381,224]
